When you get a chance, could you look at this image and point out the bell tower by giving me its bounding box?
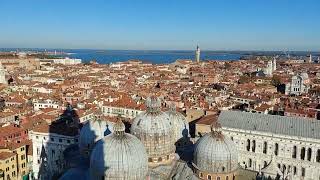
[0,63,6,84]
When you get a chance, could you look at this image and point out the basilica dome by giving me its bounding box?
[165,103,189,142]
[131,96,176,166]
[193,121,238,179]
[90,119,148,180]
[79,117,113,155]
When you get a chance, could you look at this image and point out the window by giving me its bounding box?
[293,166,297,175]
[51,138,54,142]
[59,139,62,142]
[307,148,312,161]
[207,175,211,180]
[67,140,71,143]
[252,140,256,152]
[301,167,305,177]
[199,172,203,178]
[226,176,229,180]
[317,149,320,162]
[216,177,220,180]
[292,146,297,158]
[301,147,306,160]
[263,142,267,154]
[275,143,279,156]
[249,158,252,167]
[148,158,152,162]
[246,139,250,151]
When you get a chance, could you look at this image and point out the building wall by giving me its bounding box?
[285,75,308,95]
[195,123,320,180]
[0,154,17,180]
[15,145,28,177]
[102,106,142,119]
[0,145,28,179]
[30,131,79,178]
[223,127,320,180]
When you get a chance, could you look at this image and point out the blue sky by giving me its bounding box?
[0,0,319,50]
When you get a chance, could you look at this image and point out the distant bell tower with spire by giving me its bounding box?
[0,63,6,85]
[195,45,200,63]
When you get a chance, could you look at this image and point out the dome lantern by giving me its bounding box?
[146,96,161,113]
[113,117,125,136]
[210,121,224,140]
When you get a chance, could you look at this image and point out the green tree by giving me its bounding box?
[271,75,281,87]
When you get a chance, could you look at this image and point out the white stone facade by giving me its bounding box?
[0,63,6,84]
[30,131,79,179]
[33,99,60,111]
[222,128,320,180]
[101,105,142,119]
[218,111,320,180]
[285,74,309,95]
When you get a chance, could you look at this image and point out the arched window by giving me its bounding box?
[317,149,320,162]
[148,158,152,162]
[275,143,279,156]
[226,176,229,180]
[216,177,220,180]
[207,174,212,180]
[263,142,267,154]
[252,140,256,152]
[292,146,297,158]
[301,147,306,160]
[307,148,312,161]
[246,139,250,151]
[249,158,252,167]
[158,157,162,162]
[199,172,203,178]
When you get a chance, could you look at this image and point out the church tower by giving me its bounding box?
[195,45,200,63]
[266,60,273,76]
[272,57,277,71]
[0,63,6,84]
[309,54,312,63]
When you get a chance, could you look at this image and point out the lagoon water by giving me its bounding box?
[0,48,242,64]
[66,49,242,64]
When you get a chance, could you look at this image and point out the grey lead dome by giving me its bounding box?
[165,103,189,142]
[89,120,148,180]
[79,118,113,156]
[193,122,238,174]
[131,96,175,164]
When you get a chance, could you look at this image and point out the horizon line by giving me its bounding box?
[0,47,319,53]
